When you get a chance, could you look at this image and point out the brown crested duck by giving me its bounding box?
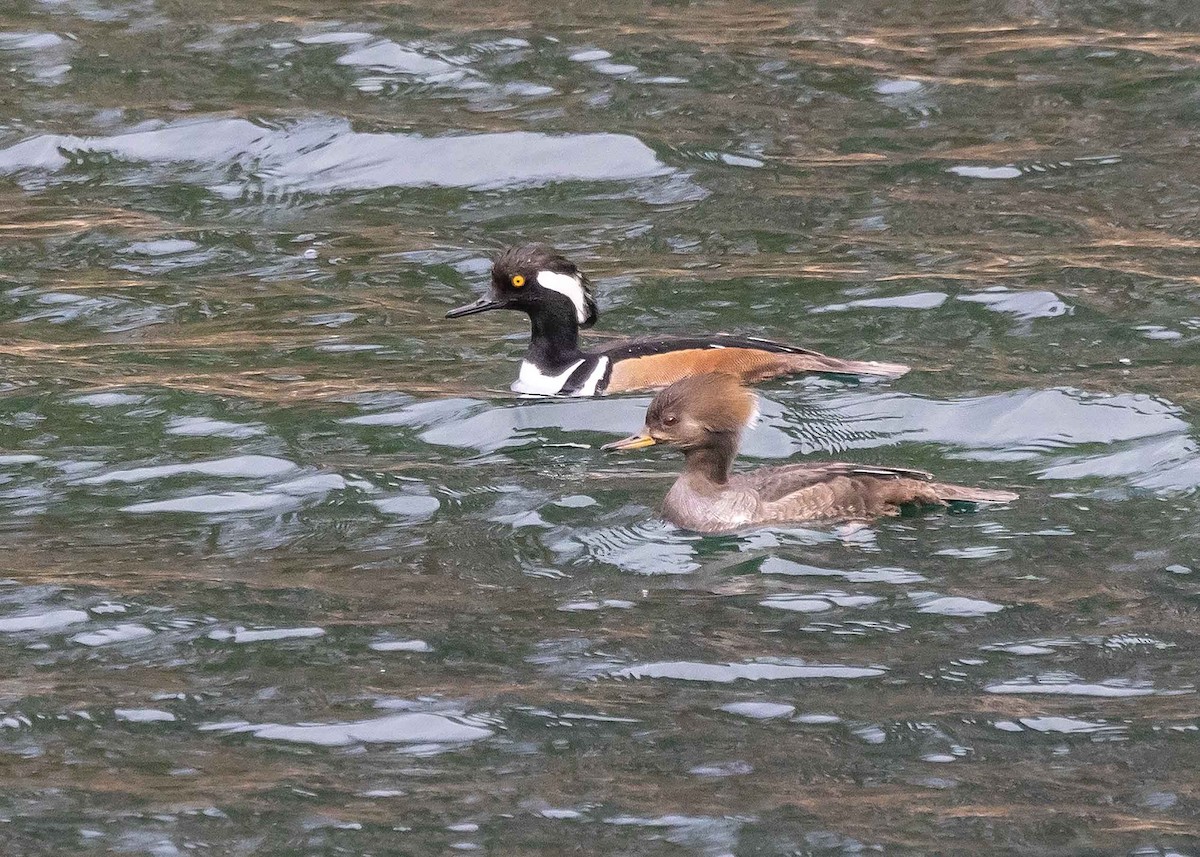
[603,373,1018,533]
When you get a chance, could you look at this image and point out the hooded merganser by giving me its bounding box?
[446,244,910,397]
[603,373,1018,534]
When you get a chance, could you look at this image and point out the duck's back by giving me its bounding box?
[748,462,1016,525]
[596,334,908,394]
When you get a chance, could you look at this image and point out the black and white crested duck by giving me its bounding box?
[603,373,1018,534]
[446,244,910,397]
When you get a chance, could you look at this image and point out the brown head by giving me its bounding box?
[603,373,757,452]
[445,243,598,329]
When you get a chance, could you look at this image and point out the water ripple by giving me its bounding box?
[612,660,886,682]
[205,711,495,748]
[0,117,675,195]
[986,675,1162,698]
[81,455,296,485]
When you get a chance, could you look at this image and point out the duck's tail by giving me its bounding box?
[932,483,1019,504]
[786,353,910,379]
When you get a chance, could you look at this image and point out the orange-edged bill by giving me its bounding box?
[602,432,656,451]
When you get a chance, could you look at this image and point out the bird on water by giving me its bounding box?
[446,244,909,397]
[603,373,1018,534]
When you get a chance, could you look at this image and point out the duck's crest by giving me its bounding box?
[650,373,758,432]
[493,243,598,328]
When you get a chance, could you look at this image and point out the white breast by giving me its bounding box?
[512,359,585,396]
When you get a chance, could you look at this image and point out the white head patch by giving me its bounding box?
[536,270,589,325]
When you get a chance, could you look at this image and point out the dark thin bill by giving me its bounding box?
[446,296,508,318]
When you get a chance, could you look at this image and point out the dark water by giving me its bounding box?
[2,0,1199,853]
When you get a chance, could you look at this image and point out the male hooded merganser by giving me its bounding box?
[603,373,1017,534]
[446,244,909,397]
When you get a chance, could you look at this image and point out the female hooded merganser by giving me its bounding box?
[446,244,909,397]
[603,373,1018,534]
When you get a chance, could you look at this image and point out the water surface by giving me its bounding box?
[1,0,1199,853]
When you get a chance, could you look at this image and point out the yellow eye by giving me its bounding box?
[511,274,526,288]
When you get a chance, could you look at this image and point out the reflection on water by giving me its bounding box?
[0,118,676,194]
[2,0,1200,853]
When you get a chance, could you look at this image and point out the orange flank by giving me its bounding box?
[604,346,908,393]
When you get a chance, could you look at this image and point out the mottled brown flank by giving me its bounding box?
[665,462,1019,534]
[605,346,905,393]
[752,467,1018,523]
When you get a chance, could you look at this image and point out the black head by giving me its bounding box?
[446,243,598,328]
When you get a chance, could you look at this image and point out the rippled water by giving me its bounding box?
[2,1,1199,853]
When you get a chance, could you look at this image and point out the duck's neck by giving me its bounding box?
[682,432,739,486]
[525,304,584,371]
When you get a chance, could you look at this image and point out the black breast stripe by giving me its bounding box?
[558,356,604,396]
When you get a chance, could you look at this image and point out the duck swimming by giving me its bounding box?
[446,244,909,397]
[603,373,1018,534]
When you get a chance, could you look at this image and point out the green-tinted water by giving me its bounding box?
[1,1,1199,853]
